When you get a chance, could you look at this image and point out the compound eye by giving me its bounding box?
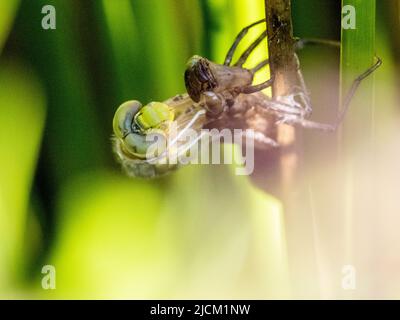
[123,131,167,159]
[134,102,174,130]
[203,91,225,116]
[113,100,142,139]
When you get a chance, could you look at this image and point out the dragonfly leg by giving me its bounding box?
[295,38,340,51]
[232,22,327,68]
[293,37,337,116]
[278,56,382,131]
[234,30,267,67]
[278,117,335,132]
[224,19,266,66]
[240,77,274,94]
[335,56,382,128]
[251,59,269,73]
[239,130,279,148]
[293,53,312,115]
[237,37,339,94]
[253,131,279,148]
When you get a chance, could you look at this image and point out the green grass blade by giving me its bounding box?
[339,0,377,292]
[0,62,46,293]
[340,0,376,137]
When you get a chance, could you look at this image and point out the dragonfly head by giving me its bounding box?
[184,55,218,102]
[113,100,174,158]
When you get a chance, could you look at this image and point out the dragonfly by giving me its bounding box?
[112,19,382,178]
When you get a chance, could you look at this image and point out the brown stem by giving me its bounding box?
[250,1,299,196]
[264,0,320,297]
[265,0,297,95]
[264,0,301,191]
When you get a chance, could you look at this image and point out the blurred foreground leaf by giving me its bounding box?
[40,172,175,299]
[0,0,20,54]
[42,146,290,299]
[0,61,46,293]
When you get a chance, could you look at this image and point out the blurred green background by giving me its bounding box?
[0,0,399,299]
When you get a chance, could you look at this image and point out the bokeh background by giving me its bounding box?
[0,0,399,299]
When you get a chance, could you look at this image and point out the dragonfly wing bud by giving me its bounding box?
[135,102,174,130]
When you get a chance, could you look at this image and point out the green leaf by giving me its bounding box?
[340,0,376,137]
[40,149,290,298]
[0,0,20,54]
[0,61,46,292]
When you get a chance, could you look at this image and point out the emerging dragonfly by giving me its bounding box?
[113,19,381,178]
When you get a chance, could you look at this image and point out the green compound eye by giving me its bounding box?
[113,100,142,139]
[134,102,174,130]
[113,100,173,159]
[122,132,166,159]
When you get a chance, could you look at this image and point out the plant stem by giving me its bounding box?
[264,0,304,199]
[264,0,300,193]
[264,0,319,297]
[265,0,297,96]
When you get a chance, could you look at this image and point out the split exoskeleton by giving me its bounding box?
[112,19,382,178]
